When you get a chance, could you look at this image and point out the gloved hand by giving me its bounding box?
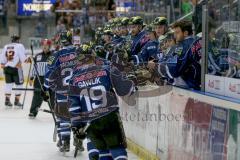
[72,127,87,140]
[41,90,50,102]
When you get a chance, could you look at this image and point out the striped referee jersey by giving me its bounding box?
[30,51,52,80]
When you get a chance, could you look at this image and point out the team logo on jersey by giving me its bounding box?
[147,46,156,50]
[175,47,183,55]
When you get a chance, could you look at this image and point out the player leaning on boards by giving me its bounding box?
[68,45,136,160]
[0,35,31,107]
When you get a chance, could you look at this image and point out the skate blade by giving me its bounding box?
[14,106,23,109]
[28,116,36,119]
[5,106,13,109]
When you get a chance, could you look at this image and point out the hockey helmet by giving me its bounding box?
[145,24,155,33]
[59,30,72,46]
[103,29,113,36]
[11,34,20,43]
[120,17,130,26]
[129,16,144,26]
[153,17,168,26]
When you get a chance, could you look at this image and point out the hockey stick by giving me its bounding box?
[74,122,90,158]
[21,52,33,109]
[12,88,41,91]
[30,44,58,142]
[38,108,53,114]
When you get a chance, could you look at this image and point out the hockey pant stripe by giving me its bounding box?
[99,150,113,160]
[56,118,71,140]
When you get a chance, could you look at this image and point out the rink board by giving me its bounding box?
[119,86,240,160]
[1,62,240,160]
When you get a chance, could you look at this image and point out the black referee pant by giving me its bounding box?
[29,76,55,116]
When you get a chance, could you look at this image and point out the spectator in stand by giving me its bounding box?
[51,0,63,25]
[181,0,192,19]
[107,0,116,10]
[56,19,66,34]
[35,21,46,37]
[52,0,82,30]
[107,12,115,21]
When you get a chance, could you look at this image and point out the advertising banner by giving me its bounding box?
[17,0,56,16]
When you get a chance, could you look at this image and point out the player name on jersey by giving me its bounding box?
[73,70,107,83]
[77,78,101,88]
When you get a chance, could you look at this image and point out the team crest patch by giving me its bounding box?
[175,47,183,55]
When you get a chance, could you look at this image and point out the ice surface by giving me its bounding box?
[0,82,139,160]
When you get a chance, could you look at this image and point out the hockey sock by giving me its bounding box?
[15,94,21,103]
[5,94,11,102]
[59,119,71,141]
[109,147,127,160]
[87,139,100,160]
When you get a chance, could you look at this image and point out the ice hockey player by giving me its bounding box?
[111,18,125,45]
[28,39,55,118]
[152,17,169,43]
[132,24,161,65]
[44,30,84,152]
[117,17,132,57]
[118,17,130,38]
[0,35,29,107]
[129,16,149,56]
[157,20,202,90]
[68,45,136,160]
[102,29,114,60]
[160,30,176,55]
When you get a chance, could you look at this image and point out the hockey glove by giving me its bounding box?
[41,90,50,102]
[72,127,87,140]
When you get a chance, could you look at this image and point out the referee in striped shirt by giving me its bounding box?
[28,39,55,118]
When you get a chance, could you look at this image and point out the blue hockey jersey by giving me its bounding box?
[130,30,149,55]
[112,35,124,45]
[158,36,202,90]
[44,46,78,103]
[132,40,161,65]
[68,64,135,125]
